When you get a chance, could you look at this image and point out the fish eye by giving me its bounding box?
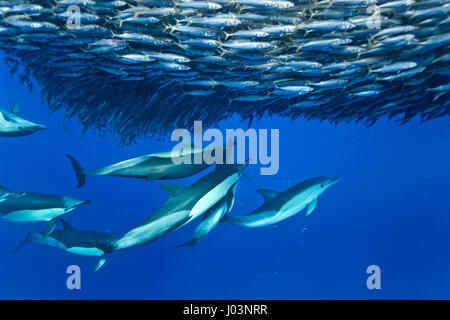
[321,184,325,188]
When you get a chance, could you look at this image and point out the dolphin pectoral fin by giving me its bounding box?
[95,255,107,272]
[44,219,58,237]
[257,189,280,202]
[306,198,317,216]
[145,172,166,181]
[175,239,198,248]
[160,183,187,197]
[11,232,33,255]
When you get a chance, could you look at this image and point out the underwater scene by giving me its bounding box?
[0,0,449,300]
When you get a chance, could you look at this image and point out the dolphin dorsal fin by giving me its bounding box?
[0,185,10,195]
[1,111,11,121]
[60,219,76,230]
[11,102,20,116]
[257,189,279,202]
[160,183,187,198]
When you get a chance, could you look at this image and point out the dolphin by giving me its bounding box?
[12,219,119,271]
[176,183,238,248]
[114,162,248,250]
[0,103,47,137]
[0,185,90,234]
[67,143,233,188]
[226,177,340,228]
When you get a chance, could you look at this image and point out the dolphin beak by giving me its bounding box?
[34,124,47,131]
[21,124,47,132]
[329,177,341,185]
[69,199,91,210]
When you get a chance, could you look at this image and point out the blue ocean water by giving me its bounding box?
[0,58,449,300]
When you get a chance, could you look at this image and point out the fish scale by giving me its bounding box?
[0,0,448,143]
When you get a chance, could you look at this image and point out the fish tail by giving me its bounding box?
[162,22,171,33]
[367,35,375,48]
[10,233,33,255]
[66,155,87,188]
[175,239,198,248]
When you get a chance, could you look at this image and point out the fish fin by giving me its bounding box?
[306,198,317,216]
[95,255,107,272]
[175,239,197,248]
[219,48,230,56]
[11,102,20,116]
[257,189,279,202]
[10,233,33,255]
[160,183,187,198]
[60,219,76,231]
[44,218,58,237]
[66,155,87,188]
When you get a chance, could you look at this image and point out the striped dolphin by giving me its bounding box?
[114,162,248,250]
[13,219,119,272]
[0,103,47,137]
[67,143,232,188]
[0,185,90,234]
[226,177,340,228]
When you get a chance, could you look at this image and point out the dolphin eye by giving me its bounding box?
[321,184,324,188]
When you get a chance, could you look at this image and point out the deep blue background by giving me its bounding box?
[0,59,449,300]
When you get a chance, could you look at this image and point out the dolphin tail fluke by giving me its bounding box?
[10,233,33,255]
[67,155,87,188]
[175,239,198,248]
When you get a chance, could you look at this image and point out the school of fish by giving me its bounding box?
[0,0,449,143]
